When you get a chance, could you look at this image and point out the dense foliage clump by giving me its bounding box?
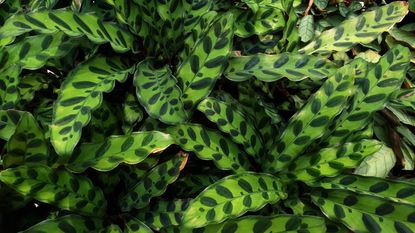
[1,0,415,232]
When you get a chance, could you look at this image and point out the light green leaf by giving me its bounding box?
[0,109,24,140]
[300,2,409,54]
[182,172,286,228]
[20,215,104,233]
[51,56,133,157]
[0,165,107,216]
[389,27,415,49]
[354,144,396,178]
[125,216,154,233]
[134,61,187,124]
[299,15,314,43]
[18,73,50,105]
[67,131,174,172]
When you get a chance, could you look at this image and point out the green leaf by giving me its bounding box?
[299,2,409,54]
[0,109,24,140]
[315,174,415,206]
[0,9,136,52]
[87,101,121,143]
[232,7,285,38]
[123,90,144,134]
[182,172,286,228]
[67,131,173,172]
[167,123,253,173]
[50,56,133,157]
[197,97,264,161]
[389,27,415,49]
[3,112,49,168]
[168,174,222,198]
[354,144,396,178]
[284,140,382,182]
[125,215,154,233]
[134,61,187,124]
[120,154,188,211]
[314,0,328,10]
[170,215,326,233]
[278,0,299,52]
[177,13,234,111]
[0,65,21,109]
[20,215,104,233]
[0,164,107,216]
[224,53,338,82]
[299,15,314,43]
[18,73,50,105]
[324,45,410,145]
[265,62,359,173]
[312,188,415,233]
[136,199,190,230]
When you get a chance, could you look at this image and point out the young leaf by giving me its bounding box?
[20,215,104,233]
[50,56,133,157]
[197,97,264,161]
[312,189,415,233]
[325,45,410,145]
[177,13,234,111]
[123,90,144,134]
[265,62,359,173]
[299,15,314,43]
[0,165,107,216]
[134,61,187,124]
[120,154,188,211]
[67,131,174,172]
[300,2,409,54]
[315,174,415,206]
[224,53,338,82]
[170,215,326,233]
[284,140,382,182]
[354,144,397,178]
[136,199,190,230]
[3,112,49,168]
[182,172,286,228]
[167,123,253,173]
[0,9,136,52]
[18,73,50,105]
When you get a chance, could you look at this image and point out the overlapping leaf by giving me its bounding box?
[124,215,154,233]
[324,45,410,145]
[134,61,187,124]
[0,109,23,140]
[120,154,188,211]
[283,140,382,182]
[51,56,133,157]
[300,2,409,54]
[123,90,144,134]
[18,73,50,105]
[0,165,107,216]
[264,62,359,173]
[67,131,174,172]
[182,172,286,227]
[177,13,234,111]
[20,215,104,233]
[0,9,136,52]
[197,97,264,160]
[167,123,252,173]
[3,112,49,168]
[224,53,338,82]
[312,189,415,233]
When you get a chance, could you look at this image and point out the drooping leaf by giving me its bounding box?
[264,61,359,173]
[134,60,187,124]
[20,215,104,233]
[182,172,286,227]
[197,97,264,161]
[0,164,107,216]
[120,154,188,211]
[167,123,253,173]
[224,53,338,82]
[389,27,415,49]
[51,56,133,157]
[300,2,409,54]
[283,140,382,182]
[136,199,190,230]
[312,188,415,233]
[177,13,234,111]
[315,174,415,205]
[3,112,49,168]
[0,9,136,52]
[67,131,173,172]
[324,45,410,145]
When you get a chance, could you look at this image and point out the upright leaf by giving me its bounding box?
[177,13,234,111]
[182,172,286,227]
[51,56,133,157]
[300,2,409,54]
[134,61,187,124]
[167,123,253,173]
[0,165,107,216]
[120,154,188,211]
[299,15,314,43]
